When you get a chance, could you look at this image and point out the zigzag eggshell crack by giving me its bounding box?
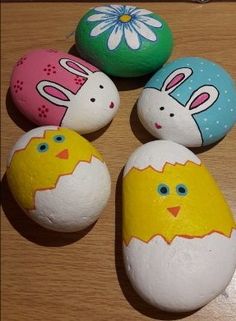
[6,126,111,232]
[123,140,236,312]
[137,57,236,147]
[10,49,120,134]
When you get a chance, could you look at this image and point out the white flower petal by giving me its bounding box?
[124,25,140,50]
[140,16,162,28]
[133,20,157,42]
[87,14,111,22]
[94,6,119,15]
[132,9,153,16]
[124,5,137,14]
[110,4,124,14]
[108,25,123,50]
[90,21,115,37]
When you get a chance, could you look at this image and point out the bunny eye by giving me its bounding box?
[160,107,164,111]
[170,113,175,117]
[90,98,96,102]
[99,85,104,89]
[37,143,49,153]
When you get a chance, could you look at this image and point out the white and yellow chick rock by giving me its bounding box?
[7,126,111,232]
[123,140,236,313]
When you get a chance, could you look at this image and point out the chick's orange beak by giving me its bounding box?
[167,206,181,217]
[56,149,69,159]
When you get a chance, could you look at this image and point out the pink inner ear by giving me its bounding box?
[165,73,185,91]
[44,86,69,101]
[189,93,210,110]
[67,61,89,75]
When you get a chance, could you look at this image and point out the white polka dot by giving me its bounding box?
[218,107,222,110]
[200,69,204,72]
[204,118,207,122]
[200,62,204,65]
[227,98,231,102]
[208,78,211,81]
[177,93,180,97]
[186,63,190,66]
[205,127,209,131]
[190,80,193,83]
[209,134,213,138]
[224,90,228,94]
[217,74,220,77]
[216,121,220,124]
[230,108,234,112]
[189,87,192,90]
[224,125,228,128]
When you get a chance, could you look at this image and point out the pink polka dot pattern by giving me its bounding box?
[38,105,49,118]
[16,57,27,67]
[13,80,24,93]
[43,64,57,76]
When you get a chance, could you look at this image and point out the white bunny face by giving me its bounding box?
[37,58,120,134]
[138,67,219,147]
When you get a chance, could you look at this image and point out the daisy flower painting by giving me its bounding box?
[87,5,163,50]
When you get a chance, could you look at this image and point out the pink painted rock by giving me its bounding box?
[10,49,120,134]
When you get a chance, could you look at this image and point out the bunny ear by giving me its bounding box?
[161,68,193,93]
[37,81,72,107]
[59,58,92,78]
[187,85,219,114]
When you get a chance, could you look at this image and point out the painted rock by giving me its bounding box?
[75,4,173,77]
[6,126,111,232]
[137,57,236,147]
[123,140,236,312]
[10,49,120,134]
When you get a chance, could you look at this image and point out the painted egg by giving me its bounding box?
[10,49,120,134]
[123,140,236,312]
[75,4,173,77]
[137,57,236,147]
[6,126,111,232]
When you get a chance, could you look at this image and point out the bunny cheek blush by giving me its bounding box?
[75,4,173,77]
[6,126,111,232]
[10,49,120,134]
[123,140,236,313]
[137,57,236,147]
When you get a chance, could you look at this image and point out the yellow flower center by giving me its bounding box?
[119,14,132,23]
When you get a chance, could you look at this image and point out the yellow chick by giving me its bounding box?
[7,126,110,232]
[123,140,236,313]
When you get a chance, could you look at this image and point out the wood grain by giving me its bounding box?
[1,2,236,321]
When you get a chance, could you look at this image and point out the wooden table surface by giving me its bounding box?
[1,2,236,321]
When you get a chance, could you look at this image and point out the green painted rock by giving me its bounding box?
[75,4,174,77]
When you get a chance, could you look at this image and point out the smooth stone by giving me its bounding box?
[123,140,236,312]
[10,49,120,134]
[138,57,236,147]
[75,4,173,77]
[6,126,111,232]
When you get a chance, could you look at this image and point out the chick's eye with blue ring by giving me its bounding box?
[53,135,65,143]
[37,143,49,153]
[157,184,170,196]
[176,184,188,196]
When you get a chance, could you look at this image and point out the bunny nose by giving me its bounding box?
[167,206,181,217]
[56,149,69,159]
[155,122,162,129]
[109,102,114,109]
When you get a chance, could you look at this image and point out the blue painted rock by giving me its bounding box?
[137,57,236,147]
[75,4,173,77]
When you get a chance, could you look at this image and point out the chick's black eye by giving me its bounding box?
[157,184,170,196]
[176,184,188,196]
[99,85,104,89]
[37,143,49,153]
[90,98,96,102]
[170,113,175,117]
[160,107,164,111]
[53,135,65,143]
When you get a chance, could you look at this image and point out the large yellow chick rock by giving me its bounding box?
[7,126,111,232]
[123,140,236,313]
